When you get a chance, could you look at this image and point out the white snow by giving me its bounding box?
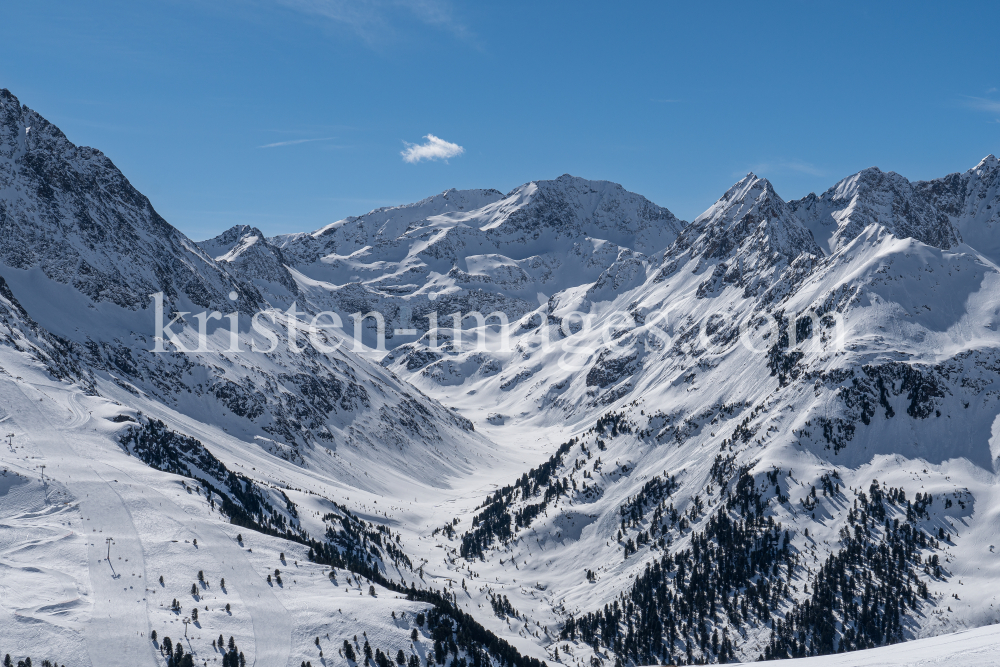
[736,623,1000,666]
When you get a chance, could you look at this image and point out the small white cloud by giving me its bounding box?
[401,134,464,163]
[259,137,335,148]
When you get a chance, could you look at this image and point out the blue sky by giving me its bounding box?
[2,1,999,239]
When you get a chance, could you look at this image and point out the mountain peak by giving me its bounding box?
[911,153,1000,265]
[663,172,821,285]
[509,173,627,197]
[974,154,999,171]
[481,174,684,254]
[791,164,959,255]
[214,224,266,243]
[701,173,784,224]
[198,224,268,259]
[716,173,779,205]
[199,225,297,296]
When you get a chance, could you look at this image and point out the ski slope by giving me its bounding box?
[0,348,443,666]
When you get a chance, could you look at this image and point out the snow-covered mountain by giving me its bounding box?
[250,176,683,349]
[0,88,503,492]
[788,155,1000,261]
[198,224,300,299]
[0,89,262,314]
[379,155,1000,664]
[916,154,1000,263]
[3,86,1000,667]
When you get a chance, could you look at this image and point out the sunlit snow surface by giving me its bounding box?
[736,623,1000,666]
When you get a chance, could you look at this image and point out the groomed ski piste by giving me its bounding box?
[0,347,398,666]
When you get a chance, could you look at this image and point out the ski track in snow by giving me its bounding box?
[0,377,293,666]
[2,377,156,666]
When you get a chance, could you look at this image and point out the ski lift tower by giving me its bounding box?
[106,537,115,560]
[6,433,13,452]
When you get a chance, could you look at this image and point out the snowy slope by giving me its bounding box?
[0,88,558,667]
[736,623,1000,666]
[0,349,451,667]
[264,175,684,350]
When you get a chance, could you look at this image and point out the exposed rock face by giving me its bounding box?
[199,224,300,296]
[0,89,260,313]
